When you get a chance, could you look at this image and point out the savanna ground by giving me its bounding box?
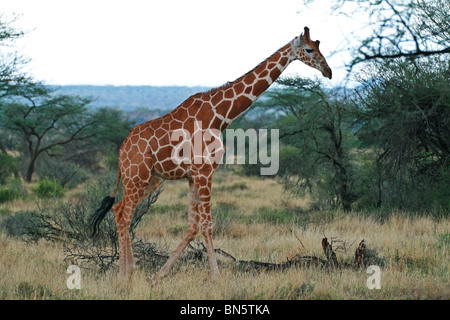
[0,169,448,300]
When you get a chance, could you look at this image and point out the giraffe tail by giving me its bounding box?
[89,171,121,238]
[111,170,121,198]
[90,196,115,238]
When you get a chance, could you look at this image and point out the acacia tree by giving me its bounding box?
[256,77,358,211]
[353,57,449,210]
[0,85,98,182]
[303,0,450,71]
[321,0,450,210]
[0,14,28,94]
[0,14,29,155]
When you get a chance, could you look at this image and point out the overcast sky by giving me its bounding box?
[2,0,360,87]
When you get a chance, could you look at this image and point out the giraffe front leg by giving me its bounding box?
[193,174,220,279]
[150,177,201,286]
[199,195,220,279]
[151,221,199,285]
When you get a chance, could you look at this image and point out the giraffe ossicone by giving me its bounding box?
[90,26,332,284]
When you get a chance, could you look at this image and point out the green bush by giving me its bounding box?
[31,178,65,198]
[0,188,19,203]
[36,157,89,189]
[253,206,308,225]
[0,211,42,238]
[104,150,119,171]
[0,178,25,203]
[0,153,18,185]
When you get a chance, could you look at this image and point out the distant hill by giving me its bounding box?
[50,85,210,111]
[49,84,270,125]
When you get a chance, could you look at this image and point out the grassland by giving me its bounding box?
[0,169,448,300]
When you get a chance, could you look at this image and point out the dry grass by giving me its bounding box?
[0,169,449,300]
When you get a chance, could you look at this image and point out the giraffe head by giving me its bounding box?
[293,27,332,79]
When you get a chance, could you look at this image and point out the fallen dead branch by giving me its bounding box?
[321,237,339,268]
[186,237,381,273]
[355,239,366,268]
[188,242,326,272]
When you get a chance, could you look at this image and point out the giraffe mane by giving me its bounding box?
[195,44,290,99]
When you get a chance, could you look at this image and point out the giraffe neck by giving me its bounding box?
[206,39,296,131]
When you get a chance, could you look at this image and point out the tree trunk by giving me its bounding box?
[26,156,37,183]
[340,183,353,212]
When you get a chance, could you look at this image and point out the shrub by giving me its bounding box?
[0,153,18,185]
[0,178,24,203]
[13,176,165,272]
[253,206,308,225]
[0,188,18,203]
[31,178,65,198]
[103,150,119,171]
[0,211,42,239]
[37,157,89,189]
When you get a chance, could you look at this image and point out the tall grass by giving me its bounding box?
[0,169,448,300]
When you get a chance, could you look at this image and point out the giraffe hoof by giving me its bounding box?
[118,274,131,284]
[147,274,159,287]
[211,271,221,281]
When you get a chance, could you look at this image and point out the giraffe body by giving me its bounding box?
[92,27,332,283]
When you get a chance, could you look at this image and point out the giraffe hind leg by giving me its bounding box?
[111,198,131,281]
[113,175,162,281]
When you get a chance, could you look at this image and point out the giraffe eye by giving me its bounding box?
[305,48,314,54]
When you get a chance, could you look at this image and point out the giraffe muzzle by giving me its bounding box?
[322,66,332,80]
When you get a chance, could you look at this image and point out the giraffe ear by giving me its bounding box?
[303,26,311,42]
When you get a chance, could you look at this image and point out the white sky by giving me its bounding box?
[2,0,360,87]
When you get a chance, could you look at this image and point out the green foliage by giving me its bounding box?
[253,206,309,225]
[254,77,359,211]
[103,150,120,171]
[0,83,96,182]
[225,126,279,178]
[0,153,18,185]
[325,0,450,70]
[355,57,449,211]
[277,146,302,178]
[31,178,65,199]
[0,178,24,203]
[0,188,19,203]
[0,14,28,99]
[1,83,135,183]
[0,211,42,238]
[36,156,89,190]
[90,107,135,149]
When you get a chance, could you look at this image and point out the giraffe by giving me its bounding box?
[90,26,332,284]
